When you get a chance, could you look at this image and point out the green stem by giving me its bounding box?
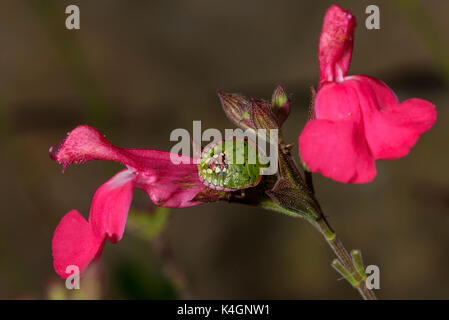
[312,217,377,300]
[248,188,377,299]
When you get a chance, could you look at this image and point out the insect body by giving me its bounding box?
[198,140,262,191]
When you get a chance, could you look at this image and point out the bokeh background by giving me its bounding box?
[0,0,448,299]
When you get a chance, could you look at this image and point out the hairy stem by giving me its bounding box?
[311,216,377,300]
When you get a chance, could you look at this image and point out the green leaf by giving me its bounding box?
[126,207,170,242]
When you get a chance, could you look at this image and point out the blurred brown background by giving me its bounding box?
[0,0,448,299]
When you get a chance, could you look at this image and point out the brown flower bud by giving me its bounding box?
[249,98,279,131]
[271,84,290,125]
[217,91,254,130]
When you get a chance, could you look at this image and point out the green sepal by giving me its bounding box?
[266,178,320,220]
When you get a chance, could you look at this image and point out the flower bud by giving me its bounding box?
[250,98,279,130]
[217,91,254,130]
[271,84,290,125]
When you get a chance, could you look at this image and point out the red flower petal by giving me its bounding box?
[89,170,137,243]
[314,81,362,121]
[51,126,207,278]
[300,80,376,183]
[319,5,356,85]
[350,75,437,160]
[50,125,133,171]
[123,149,205,208]
[52,210,104,279]
[50,125,206,208]
[299,119,376,183]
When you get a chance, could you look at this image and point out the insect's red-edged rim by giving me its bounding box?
[198,172,262,192]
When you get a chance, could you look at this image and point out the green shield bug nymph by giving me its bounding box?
[198,139,263,191]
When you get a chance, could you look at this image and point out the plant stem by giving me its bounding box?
[312,216,377,300]
[279,132,376,299]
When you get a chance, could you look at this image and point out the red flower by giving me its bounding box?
[50,125,205,278]
[299,5,437,183]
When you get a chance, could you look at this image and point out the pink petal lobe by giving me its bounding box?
[299,119,376,184]
[351,76,437,160]
[319,5,356,85]
[314,81,362,121]
[348,75,399,109]
[52,210,104,279]
[51,125,135,169]
[89,170,136,243]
